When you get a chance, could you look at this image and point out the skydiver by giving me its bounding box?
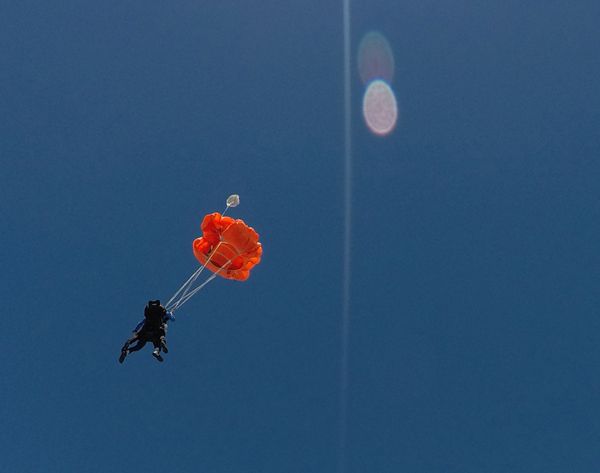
[119,300,175,363]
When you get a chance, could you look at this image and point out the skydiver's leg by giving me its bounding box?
[127,340,147,353]
[151,338,164,362]
[121,332,140,351]
[159,325,168,353]
[119,332,141,363]
[160,336,168,353]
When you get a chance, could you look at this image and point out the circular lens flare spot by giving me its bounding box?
[362,80,398,136]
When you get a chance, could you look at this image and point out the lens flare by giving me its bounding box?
[362,79,398,136]
[357,31,395,85]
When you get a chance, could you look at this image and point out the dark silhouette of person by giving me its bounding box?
[119,300,175,363]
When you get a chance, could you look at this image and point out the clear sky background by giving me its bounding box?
[2,1,599,472]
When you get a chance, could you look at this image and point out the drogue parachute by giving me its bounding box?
[226,194,240,208]
[165,195,262,313]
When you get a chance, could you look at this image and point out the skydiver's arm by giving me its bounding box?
[133,319,145,332]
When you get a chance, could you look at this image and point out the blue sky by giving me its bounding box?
[2,1,600,472]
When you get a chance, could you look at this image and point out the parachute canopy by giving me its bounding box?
[192,212,262,281]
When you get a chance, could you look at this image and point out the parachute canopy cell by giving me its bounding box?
[192,212,262,281]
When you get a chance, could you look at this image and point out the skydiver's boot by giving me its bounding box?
[160,337,169,354]
[152,347,164,362]
[119,348,128,364]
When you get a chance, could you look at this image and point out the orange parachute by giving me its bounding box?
[192,212,262,281]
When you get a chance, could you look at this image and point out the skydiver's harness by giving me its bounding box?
[144,300,165,327]
[139,300,167,338]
